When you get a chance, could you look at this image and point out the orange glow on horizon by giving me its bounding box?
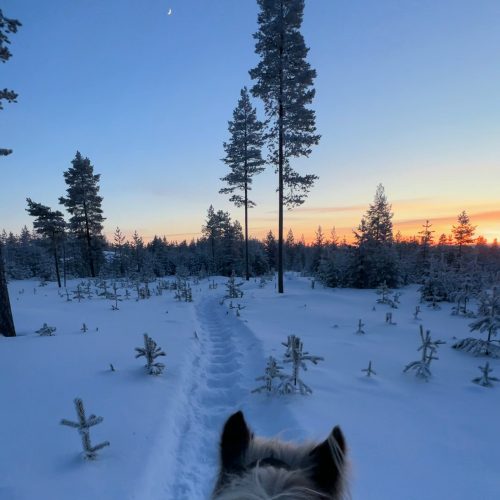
[105,208,499,246]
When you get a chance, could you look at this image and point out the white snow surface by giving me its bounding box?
[1,275,499,499]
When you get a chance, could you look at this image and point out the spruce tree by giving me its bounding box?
[418,219,434,270]
[220,87,265,281]
[0,241,15,336]
[59,152,105,277]
[452,211,476,259]
[26,199,66,287]
[250,0,320,293]
[352,184,398,287]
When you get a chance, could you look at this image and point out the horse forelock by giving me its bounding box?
[213,435,350,500]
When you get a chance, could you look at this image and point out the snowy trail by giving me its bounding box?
[137,290,302,500]
[163,295,259,499]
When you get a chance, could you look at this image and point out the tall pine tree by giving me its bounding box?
[220,87,265,280]
[26,199,66,287]
[0,9,21,157]
[0,9,21,337]
[59,152,105,277]
[250,0,320,293]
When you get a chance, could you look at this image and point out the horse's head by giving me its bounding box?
[213,411,347,499]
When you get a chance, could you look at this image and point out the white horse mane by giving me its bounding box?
[213,413,349,500]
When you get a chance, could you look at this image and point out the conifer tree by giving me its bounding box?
[250,0,320,293]
[220,87,265,280]
[26,199,66,287]
[0,10,21,336]
[351,184,398,287]
[0,241,15,336]
[59,152,105,277]
[452,210,476,259]
[418,219,434,269]
[0,9,21,156]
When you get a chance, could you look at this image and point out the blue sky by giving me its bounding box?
[2,0,499,242]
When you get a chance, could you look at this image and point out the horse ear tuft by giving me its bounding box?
[220,411,251,473]
[309,425,346,494]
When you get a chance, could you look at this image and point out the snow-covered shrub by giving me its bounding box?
[472,362,499,387]
[252,356,285,394]
[404,325,445,380]
[174,277,193,302]
[60,398,110,460]
[36,323,56,336]
[452,291,500,358]
[362,360,376,377]
[225,270,244,299]
[135,333,166,375]
[356,319,365,334]
[278,335,324,395]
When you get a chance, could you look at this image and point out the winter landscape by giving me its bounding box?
[1,1,500,500]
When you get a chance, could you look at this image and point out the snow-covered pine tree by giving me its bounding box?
[452,210,476,261]
[417,219,434,271]
[376,281,391,304]
[225,270,244,299]
[0,9,21,156]
[356,319,365,334]
[36,323,56,336]
[59,152,105,278]
[110,281,121,310]
[135,333,166,375]
[404,325,445,380]
[73,284,84,302]
[220,87,265,281]
[452,291,500,357]
[472,362,499,387]
[252,356,285,394]
[413,305,421,320]
[362,361,376,377]
[351,185,399,288]
[25,199,66,287]
[60,398,110,459]
[279,334,323,394]
[250,0,320,293]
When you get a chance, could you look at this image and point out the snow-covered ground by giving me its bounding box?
[1,275,499,499]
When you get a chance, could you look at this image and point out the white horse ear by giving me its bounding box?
[220,411,251,473]
[309,426,346,494]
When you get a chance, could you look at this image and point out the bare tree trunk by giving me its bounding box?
[0,242,16,337]
[53,237,61,288]
[277,16,284,294]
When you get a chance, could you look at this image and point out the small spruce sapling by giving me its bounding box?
[252,356,285,394]
[60,398,110,460]
[225,270,244,299]
[472,362,499,387]
[362,361,376,377]
[413,305,421,321]
[81,323,88,333]
[453,292,500,358]
[356,319,365,334]
[376,281,391,305]
[279,335,324,395]
[404,325,445,381]
[36,323,56,336]
[385,312,396,325]
[73,285,84,302]
[135,333,166,375]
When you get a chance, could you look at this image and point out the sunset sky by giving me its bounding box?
[1,0,499,243]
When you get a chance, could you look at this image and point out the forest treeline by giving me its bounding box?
[3,182,499,295]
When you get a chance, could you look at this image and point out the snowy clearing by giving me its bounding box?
[1,275,499,500]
